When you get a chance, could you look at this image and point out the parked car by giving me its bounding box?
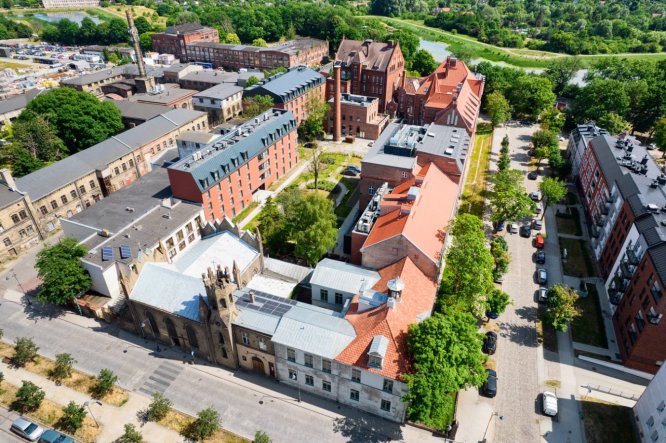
[537,268,548,284]
[520,223,532,237]
[482,369,497,397]
[341,168,359,176]
[483,331,497,355]
[559,136,566,142]
[487,311,499,320]
[509,223,518,234]
[537,287,549,303]
[530,191,542,201]
[534,202,543,215]
[10,417,44,441]
[647,142,656,150]
[346,165,361,174]
[494,220,506,232]
[535,250,546,264]
[528,171,538,180]
[542,391,559,416]
[534,233,545,248]
[39,430,75,443]
[532,219,543,230]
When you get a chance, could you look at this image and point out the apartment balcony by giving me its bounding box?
[627,248,641,265]
[613,275,629,293]
[591,225,601,238]
[620,260,636,280]
[608,287,623,305]
[607,192,618,204]
[647,311,663,325]
[601,202,610,215]
[596,215,607,227]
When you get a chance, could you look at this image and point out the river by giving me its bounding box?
[14,12,102,25]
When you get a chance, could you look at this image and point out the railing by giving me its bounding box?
[627,248,641,265]
[620,260,636,280]
[591,225,600,238]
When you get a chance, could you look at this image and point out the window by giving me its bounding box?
[287,348,296,362]
[114,167,120,175]
[402,171,408,178]
[380,399,391,412]
[242,332,250,345]
[322,381,331,392]
[40,206,47,215]
[335,293,343,305]
[186,326,199,349]
[647,416,655,427]
[70,190,77,199]
[350,389,359,401]
[50,200,58,209]
[657,401,665,413]
[129,159,134,168]
[383,379,394,393]
[304,354,314,368]
[3,238,10,247]
[368,185,375,195]
[288,369,297,381]
[259,337,267,351]
[26,225,33,234]
[305,375,314,386]
[11,214,19,224]
[322,359,332,374]
[320,289,328,302]
[79,185,86,195]
[368,355,383,369]
[19,229,26,238]
[89,180,96,189]
[218,333,225,345]
[351,368,361,383]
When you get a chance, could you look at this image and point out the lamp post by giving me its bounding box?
[482,412,503,443]
[6,269,26,294]
[84,400,102,428]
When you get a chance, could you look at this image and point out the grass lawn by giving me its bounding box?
[571,283,609,348]
[334,177,359,219]
[555,207,582,236]
[581,397,637,443]
[460,127,492,217]
[232,201,258,225]
[0,61,29,70]
[559,237,596,278]
[158,409,249,442]
[537,305,558,353]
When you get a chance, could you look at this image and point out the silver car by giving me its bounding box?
[10,417,44,441]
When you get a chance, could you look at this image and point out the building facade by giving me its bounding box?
[151,23,220,61]
[633,362,666,442]
[0,171,43,261]
[325,93,389,140]
[42,0,98,8]
[193,84,243,125]
[566,122,609,178]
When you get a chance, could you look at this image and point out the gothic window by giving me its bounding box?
[186,325,199,349]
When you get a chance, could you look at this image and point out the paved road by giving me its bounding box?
[0,405,23,442]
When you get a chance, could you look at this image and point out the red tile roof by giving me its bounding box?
[336,257,437,380]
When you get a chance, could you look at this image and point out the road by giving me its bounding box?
[0,405,23,442]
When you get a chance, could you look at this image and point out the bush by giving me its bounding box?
[486,288,511,316]
[50,353,76,383]
[182,407,220,441]
[146,392,171,422]
[306,180,337,192]
[91,368,118,398]
[119,424,143,443]
[12,380,45,413]
[58,401,86,434]
[254,431,272,443]
[13,337,39,367]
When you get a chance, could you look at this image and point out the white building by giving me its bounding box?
[634,364,666,442]
[192,84,243,125]
[309,258,380,310]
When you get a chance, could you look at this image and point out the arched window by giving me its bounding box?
[186,325,199,349]
[165,318,178,340]
[145,311,158,337]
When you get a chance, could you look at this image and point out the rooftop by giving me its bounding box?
[310,258,380,295]
[177,131,221,145]
[60,64,165,87]
[336,38,399,72]
[0,182,22,208]
[108,99,167,122]
[0,88,44,115]
[328,93,378,107]
[129,84,197,105]
[183,69,263,86]
[194,83,243,100]
[188,37,325,56]
[243,66,325,104]
[164,22,214,36]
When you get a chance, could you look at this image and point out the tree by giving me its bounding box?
[245,76,260,87]
[133,16,152,35]
[388,29,419,67]
[10,147,44,177]
[243,95,274,118]
[490,237,510,280]
[12,115,65,163]
[298,98,329,143]
[489,169,535,224]
[256,197,288,254]
[596,112,631,135]
[251,38,268,47]
[403,309,486,430]
[486,91,511,127]
[571,79,630,126]
[119,424,143,443]
[91,368,117,398]
[264,67,287,78]
[254,431,272,443]
[225,32,241,44]
[13,381,45,413]
[35,237,91,306]
[22,88,123,154]
[539,108,565,133]
[411,49,438,76]
[546,284,581,332]
[545,57,582,96]
[286,194,337,266]
[58,401,87,434]
[50,353,76,384]
[308,144,324,190]
[183,407,220,441]
[13,337,39,367]
[532,129,558,169]
[139,32,154,51]
[486,288,511,316]
[508,76,556,120]
[655,118,666,158]
[539,177,567,217]
[146,392,171,422]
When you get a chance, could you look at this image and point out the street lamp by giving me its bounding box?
[482,412,503,443]
[84,400,102,428]
[6,269,27,294]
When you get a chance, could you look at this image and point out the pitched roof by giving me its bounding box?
[310,258,380,295]
[243,66,324,104]
[336,257,436,379]
[165,22,211,35]
[0,88,45,116]
[361,163,458,264]
[335,38,400,72]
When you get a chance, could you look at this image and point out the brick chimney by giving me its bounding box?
[333,63,342,142]
[0,169,16,190]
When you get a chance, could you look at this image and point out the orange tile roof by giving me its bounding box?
[361,163,459,265]
[336,257,437,380]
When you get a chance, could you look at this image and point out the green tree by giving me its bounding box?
[539,108,565,133]
[256,197,288,254]
[119,423,143,443]
[539,177,567,217]
[183,407,220,442]
[490,237,510,280]
[298,98,329,143]
[411,49,438,76]
[286,194,337,266]
[655,118,666,158]
[22,88,123,153]
[486,91,511,127]
[12,115,65,162]
[245,76,260,87]
[572,79,630,126]
[35,237,91,306]
[388,29,419,67]
[139,32,154,51]
[225,32,241,44]
[49,353,76,384]
[254,431,272,443]
[546,284,581,332]
[146,392,171,422]
[545,57,582,96]
[243,95,274,118]
[10,146,44,177]
[13,381,45,413]
[596,112,631,135]
[489,169,535,223]
[251,38,268,47]
[403,309,486,430]
[91,368,118,399]
[532,129,558,169]
[13,337,39,367]
[58,401,87,434]
[264,67,287,78]
[508,76,556,120]
[486,288,511,316]
[133,16,152,35]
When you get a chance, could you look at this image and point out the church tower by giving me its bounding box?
[201,265,239,368]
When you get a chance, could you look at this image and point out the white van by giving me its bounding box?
[542,391,558,416]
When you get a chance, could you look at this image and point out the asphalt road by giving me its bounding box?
[0,405,23,442]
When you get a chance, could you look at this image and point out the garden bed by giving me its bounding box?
[581,397,636,443]
[157,409,249,442]
[555,207,582,236]
[559,238,596,278]
[536,305,558,353]
[571,283,609,348]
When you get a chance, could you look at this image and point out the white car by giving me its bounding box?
[542,391,558,416]
[509,223,519,234]
[10,417,44,441]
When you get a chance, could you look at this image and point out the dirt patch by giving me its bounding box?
[559,237,596,278]
[537,305,558,353]
[571,283,609,348]
[581,397,637,443]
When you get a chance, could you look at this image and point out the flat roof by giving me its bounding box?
[194,83,243,100]
[188,37,326,56]
[310,258,380,295]
[177,131,221,145]
[328,93,378,107]
[108,99,167,122]
[131,86,197,105]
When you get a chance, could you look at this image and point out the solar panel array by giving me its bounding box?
[235,290,296,317]
[120,245,131,259]
[101,246,113,261]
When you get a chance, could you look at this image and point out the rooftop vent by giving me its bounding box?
[647,204,660,213]
[125,207,135,212]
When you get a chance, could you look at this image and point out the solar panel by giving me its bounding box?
[120,245,131,259]
[101,246,113,261]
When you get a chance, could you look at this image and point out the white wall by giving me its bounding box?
[634,364,666,442]
[82,260,121,299]
[604,224,641,313]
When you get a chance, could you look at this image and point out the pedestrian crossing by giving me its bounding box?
[137,361,184,396]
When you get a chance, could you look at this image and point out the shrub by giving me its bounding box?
[13,337,39,367]
[58,401,87,433]
[146,392,171,422]
[119,424,143,443]
[12,380,45,413]
[91,368,118,398]
[182,407,220,441]
[306,180,337,192]
[254,431,272,443]
[50,353,76,383]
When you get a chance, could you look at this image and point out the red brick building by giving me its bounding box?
[578,134,666,373]
[393,56,484,135]
[327,39,405,113]
[324,93,389,140]
[151,23,220,61]
[167,109,298,222]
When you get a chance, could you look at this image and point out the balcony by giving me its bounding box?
[648,311,663,325]
[601,202,610,215]
[607,192,618,203]
[609,289,623,305]
[613,275,629,293]
[627,248,641,265]
[591,225,601,238]
[596,215,607,227]
[620,260,636,280]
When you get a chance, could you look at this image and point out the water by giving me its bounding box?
[418,39,452,62]
[15,12,102,25]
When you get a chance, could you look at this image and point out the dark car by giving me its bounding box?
[341,168,359,176]
[532,219,543,231]
[494,220,506,232]
[535,250,546,264]
[537,268,548,285]
[528,171,538,180]
[482,369,497,397]
[520,223,531,237]
[39,430,75,443]
[346,165,361,174]
[483,331,497,355]
[537,287,549,303]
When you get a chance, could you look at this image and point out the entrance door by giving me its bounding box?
[268,362,275,378]
[251,356,265,374]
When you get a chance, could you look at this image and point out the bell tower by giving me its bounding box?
[202,265,239,368]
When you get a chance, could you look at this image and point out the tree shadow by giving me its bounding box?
[518,134,533,143]
[21,294,66,323]
[498,322,538,348]
[332,415,404,443]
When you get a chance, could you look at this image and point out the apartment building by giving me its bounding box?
[151,23,220,61]
[578,134,666,373]
[634,364,666,442]
[325,93,389,140]
[168,109,298,221]
[193,84,243,125]
[243,66,325,124]
[566,122,609,178]
[61,64,165,96]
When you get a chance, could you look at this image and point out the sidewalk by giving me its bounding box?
[0,359,184,443]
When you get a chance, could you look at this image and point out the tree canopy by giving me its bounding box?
[539,177,567,214]
[546,284,582,332]
[410,49,438,77]
[489,169,535,223]
[243,95,274,118]
[486,91,511,127]
[35,238,91,306]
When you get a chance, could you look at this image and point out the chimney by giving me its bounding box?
[0,169,16,190]
[333,64,342,142]
[125,11,146,78]
[248,291,256,303]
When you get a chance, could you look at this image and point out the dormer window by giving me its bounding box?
[368,335,388,369]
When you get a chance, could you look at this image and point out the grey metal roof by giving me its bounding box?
[16,109,205,201]
[310,258,380,294]
[130,263,207,322]
[363,123,417,170]
[0,88,44,116]
[0,183,22,208]
[589,136,623,186]
[263,257,311,282]
[165,22,210,35]
[109,100,167,122]
[369,335,388,357]
[648,244,666,286]
[182,70,263,86]
[194,84,242,100]
[233,288,296,335]
[168,109,297,193]
[188,37,325,57]
[130,86,197,105]
[61,67,124,86]
[243,66,324,104]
